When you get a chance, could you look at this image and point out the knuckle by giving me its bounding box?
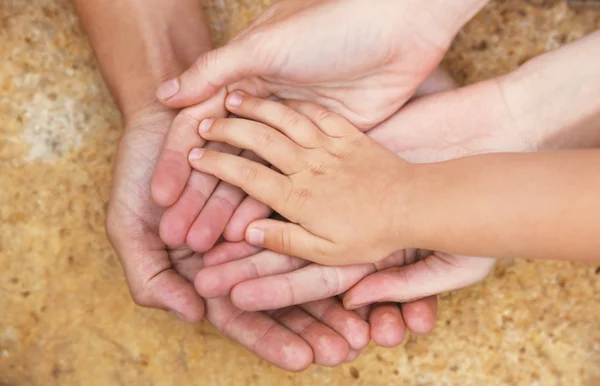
[253,129,275,147]
[240,162,259,184]
[279,109,302,129]
[246,97,263,111]
[290,188,311,211]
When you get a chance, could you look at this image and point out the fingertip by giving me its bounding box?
[151,152,191,207]
[402,296,438,335]
[312,334,350,367]
[370,304,406,348]
[193,268,222,298]
[156,78,180,103]
[226,91,244,108]
[159,210,189,248]
[246,227,265,246]
[186,224,220,253]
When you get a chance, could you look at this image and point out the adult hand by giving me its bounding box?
[157,0,488,130]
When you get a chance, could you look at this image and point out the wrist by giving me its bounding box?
[74,0,212,121]
[391,163,434,251]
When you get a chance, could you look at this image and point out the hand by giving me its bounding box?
[188,93,414,265]
[191,75,529,316]
[199,241,439,347]
[107,107,376,370]
[157,0,487,129]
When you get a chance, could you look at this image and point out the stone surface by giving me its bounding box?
[1,0,599,385]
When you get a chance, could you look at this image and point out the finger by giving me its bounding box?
[224,92,327,147]
[344,254,496,307]
[245,219,332,262]
[159,142,240,247]
[198,117,306,175]
[188,149,290,212]
[223,196,273,242]
[204,297,313,372]
[157,40,259,108]
[369,303,406,348]
[301,298,370,351]
[151,92,227,207]
[401,295,438,335]
[195,250,308,298]
[266,306,349,367]
[202,241,263,267]
[283,99,357,137]
[231,262,374,311]
[185,150,266,252]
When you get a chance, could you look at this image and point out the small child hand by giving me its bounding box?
[188,93,416,266]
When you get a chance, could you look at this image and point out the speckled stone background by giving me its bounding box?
[1,0,599,385]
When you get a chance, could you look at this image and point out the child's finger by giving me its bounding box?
[283,99,357,137]
[199,118,306,175]
[224,196,273,242]
[224,92,327,147]
[185,150,267,252]
[188,149,289,212]
[151,92,227,207]
[245,219,333,264]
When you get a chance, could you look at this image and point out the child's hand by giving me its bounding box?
[188,93,414,266]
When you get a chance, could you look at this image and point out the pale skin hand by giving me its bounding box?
[150,0,489,253]
[74,0,387,371]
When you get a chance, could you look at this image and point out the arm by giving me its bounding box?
[72,0,211,119]
[410,150,600,263]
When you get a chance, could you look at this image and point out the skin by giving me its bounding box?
[187,30,600,311]
[72,0,439,369]
[151,0,490,253]
[189,95,600,265]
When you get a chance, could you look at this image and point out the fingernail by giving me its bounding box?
[157,78,180,101]
[227,92,243,107]
[199,119,213,133]
[170,310,185,321]
[247,228,265,245]
[189,148,204,160]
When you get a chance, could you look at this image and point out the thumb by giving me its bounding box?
[245,219,332,263]
[343,254,495,309]
[157,40,261,108]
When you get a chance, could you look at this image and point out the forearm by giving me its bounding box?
[72,0,211,120]
[501,30,600,150]
[408,150,600,263]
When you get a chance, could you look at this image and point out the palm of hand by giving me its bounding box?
[106,111,206,322]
